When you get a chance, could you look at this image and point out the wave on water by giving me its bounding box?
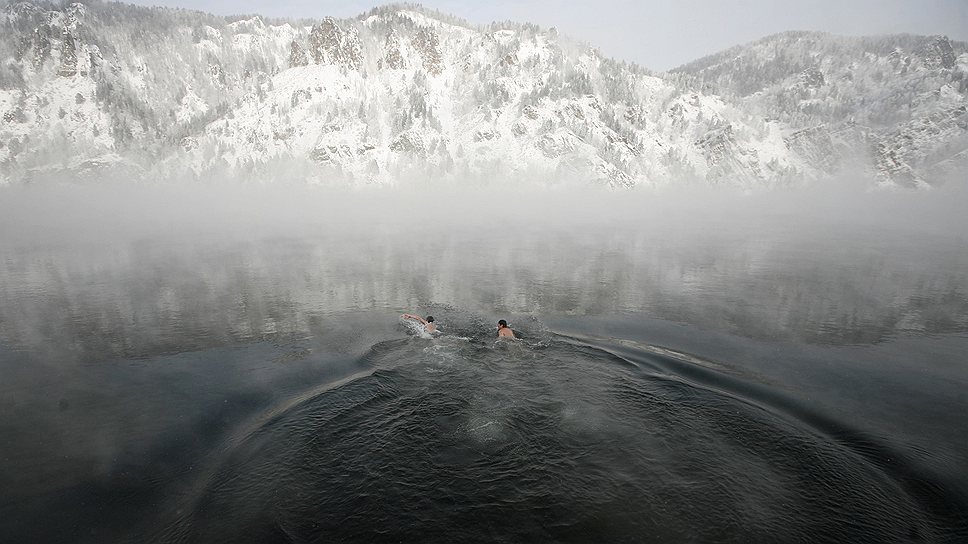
[165,319,968,544]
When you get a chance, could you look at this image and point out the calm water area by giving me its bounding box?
[1,186,967,542]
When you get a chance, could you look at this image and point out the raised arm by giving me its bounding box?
[401,313,427,324]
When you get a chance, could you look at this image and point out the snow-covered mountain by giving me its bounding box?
[673,31,968,188]
[1,1,965,188]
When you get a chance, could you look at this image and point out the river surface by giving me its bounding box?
[1,192,967,543]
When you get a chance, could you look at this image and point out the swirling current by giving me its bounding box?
[158,319,967,544]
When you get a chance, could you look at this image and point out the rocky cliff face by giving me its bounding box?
[307,17,363,70]
[1,2,965,188]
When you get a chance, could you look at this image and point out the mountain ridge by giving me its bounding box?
[1,1,965,188]
[672,30,968,187]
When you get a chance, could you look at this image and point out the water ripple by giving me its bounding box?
[173,334,966,543]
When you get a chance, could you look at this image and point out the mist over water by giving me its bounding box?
[1,180,967,543]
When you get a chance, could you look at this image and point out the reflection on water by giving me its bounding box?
[1,223,967,543]
[2,226,966,364]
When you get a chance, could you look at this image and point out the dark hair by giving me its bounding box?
[426,316,434,322]
[498,319,507,327]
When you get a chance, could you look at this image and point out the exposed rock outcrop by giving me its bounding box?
[288,41,308,68]
[917,36,956,70]
[308,17,363,70]
[378,30,406,70]
[411,27,443,75]
[58,29,77,76]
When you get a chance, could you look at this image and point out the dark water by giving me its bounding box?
[1,221,967,543]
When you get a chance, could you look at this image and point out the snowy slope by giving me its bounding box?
[673,31,968,187]
[1,2,963,188]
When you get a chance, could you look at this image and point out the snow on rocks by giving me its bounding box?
[2,3,964,188]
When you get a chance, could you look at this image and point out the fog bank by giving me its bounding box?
[2,180,967,247]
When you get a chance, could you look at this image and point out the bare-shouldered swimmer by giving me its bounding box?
[402,313,437,333]
[497,319,515,338]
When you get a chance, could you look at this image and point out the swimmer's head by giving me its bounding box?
[498,319,507,328]
[426,316,434,323]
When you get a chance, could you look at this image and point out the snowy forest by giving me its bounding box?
[1,0,966,187]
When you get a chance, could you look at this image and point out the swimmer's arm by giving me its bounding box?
[401,313,427,324]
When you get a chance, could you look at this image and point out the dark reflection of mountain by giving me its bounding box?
[1,226,966,363]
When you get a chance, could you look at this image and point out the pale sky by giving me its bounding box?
[125,0,968,71]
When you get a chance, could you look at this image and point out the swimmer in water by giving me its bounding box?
[402,313,436,333]
[497,319,515,338]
